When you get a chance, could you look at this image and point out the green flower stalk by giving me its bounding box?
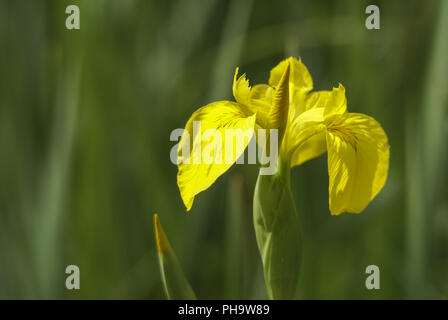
[252,65,301,299]
[175,57,390,299]
[253,157,301,299]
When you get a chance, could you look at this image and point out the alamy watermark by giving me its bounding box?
[365,5,380,30]
[169,121,279,175]
[365,265,380,290]
[65,5,80,30]
[65,265,80,290]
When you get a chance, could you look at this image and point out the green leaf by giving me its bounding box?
[253,159,301,299]
[153,214,196,300]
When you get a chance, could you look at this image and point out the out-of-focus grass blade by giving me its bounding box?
[422,0,448,196]
[34,53,81,298]
[153,214,196,300]
[224,175,244,299]
[407,0,448,298]
[208,0,253,100]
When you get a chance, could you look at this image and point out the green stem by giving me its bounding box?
[253,156,301,299]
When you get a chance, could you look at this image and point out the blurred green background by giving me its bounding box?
[0,0,447,299]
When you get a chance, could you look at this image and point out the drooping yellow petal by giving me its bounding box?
[325,113,389,215]
[177,101,256,211]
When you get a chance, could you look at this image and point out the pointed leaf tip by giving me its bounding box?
[154,214,170,253]
[153,213,197,299]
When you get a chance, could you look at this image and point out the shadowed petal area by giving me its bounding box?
[289,85,347,167]
[326,113,389,215]
[290,131,327,167]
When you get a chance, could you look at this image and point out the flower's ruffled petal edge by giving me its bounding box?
[233,68,251,106]
[233,68,272,129]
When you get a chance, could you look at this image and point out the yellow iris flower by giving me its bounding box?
[177,57,389,215]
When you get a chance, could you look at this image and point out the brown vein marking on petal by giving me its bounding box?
[328,126,359,152]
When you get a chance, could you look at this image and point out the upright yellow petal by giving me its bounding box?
[325,113,389,215]
[177,101,256,211]
[269,57,313,117]
[269,57,313,94]
[305,84,347,116]
[233,68,251,106]
[233,69,271,128]
[249,84,274,128]
[269,63,290,141]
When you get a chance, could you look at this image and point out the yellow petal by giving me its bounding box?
[250,84,274,104]
[286,107,325,154]
[233,69,271,128]
[305,84,347,116]
[288,85,347,167]
[326,113,389,215]
[233,67,251,106]
[177,101,256,211]
[269,57,313,93]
